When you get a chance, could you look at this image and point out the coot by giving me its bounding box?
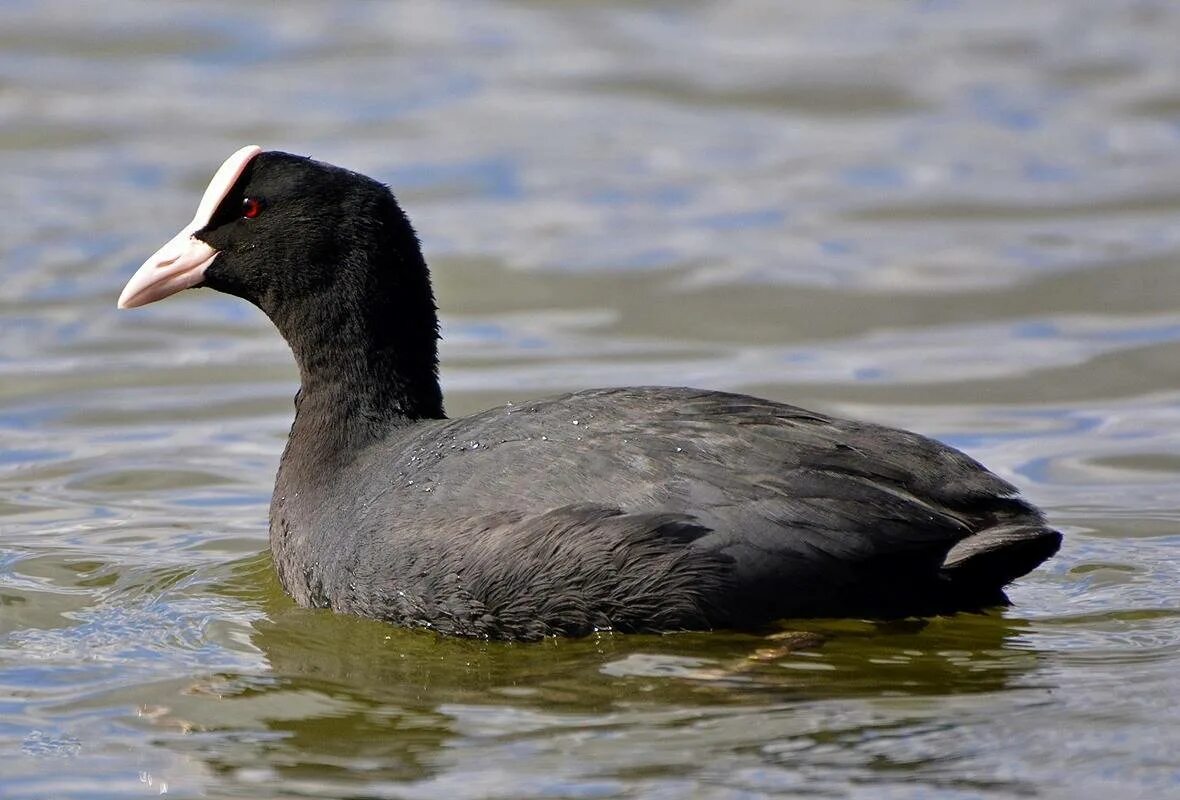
[118,146,1061,640]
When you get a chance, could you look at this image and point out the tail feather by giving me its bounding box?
[941,523,1062,592]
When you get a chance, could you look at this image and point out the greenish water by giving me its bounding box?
[2,1,1180,797]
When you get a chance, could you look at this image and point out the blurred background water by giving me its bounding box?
[2,1,1180,797]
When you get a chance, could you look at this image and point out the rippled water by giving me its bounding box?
[3,1,1180,797]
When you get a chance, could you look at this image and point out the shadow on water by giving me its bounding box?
[146,554,1058,791]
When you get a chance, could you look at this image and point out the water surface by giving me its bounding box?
[3,1,1180,797]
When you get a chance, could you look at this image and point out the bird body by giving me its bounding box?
[119,147,1061,640]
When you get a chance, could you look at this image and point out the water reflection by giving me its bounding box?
[97,552,1058,795]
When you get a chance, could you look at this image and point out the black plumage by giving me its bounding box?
[120,149,1061,641]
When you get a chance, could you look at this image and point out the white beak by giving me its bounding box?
[117,145,262,309]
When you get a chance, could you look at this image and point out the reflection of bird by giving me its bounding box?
[118,146,1061,640]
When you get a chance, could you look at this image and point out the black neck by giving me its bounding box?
[286,288,443,422]
[269,206,445,461]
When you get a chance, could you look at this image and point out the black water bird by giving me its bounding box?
[118,146,1061,640]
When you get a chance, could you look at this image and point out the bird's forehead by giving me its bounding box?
[191,145,262,230]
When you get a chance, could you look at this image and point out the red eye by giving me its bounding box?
[241,197,263,219]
